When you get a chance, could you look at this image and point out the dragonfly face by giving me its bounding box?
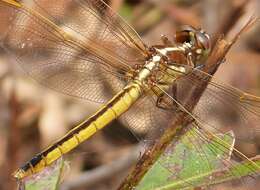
[175,25,211,64]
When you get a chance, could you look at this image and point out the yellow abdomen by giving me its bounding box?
[14,82,142,179]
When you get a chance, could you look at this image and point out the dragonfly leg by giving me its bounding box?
[156,95,172,110]
[187,52,195,67]
[156,83,181,112]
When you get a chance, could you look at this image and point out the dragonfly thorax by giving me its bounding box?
[133,49,187,93]
[134,54,162,87]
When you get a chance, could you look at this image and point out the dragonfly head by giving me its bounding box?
[175,25,211,64]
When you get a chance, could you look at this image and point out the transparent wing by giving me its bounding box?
[30,0,147,63]
[175,66,260,140]
[153,63,260,140]
[0,0,147,103]
[120,93,174,141]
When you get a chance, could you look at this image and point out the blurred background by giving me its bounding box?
[0,0,260,189]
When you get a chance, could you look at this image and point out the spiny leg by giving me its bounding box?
[155,83,182,112]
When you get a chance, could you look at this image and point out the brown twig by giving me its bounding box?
[118,16,255,190]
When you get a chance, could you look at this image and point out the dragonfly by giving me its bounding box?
[0,0,260,186]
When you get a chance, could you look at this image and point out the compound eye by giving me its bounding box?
[194,32,211,51]
[175,30,191,44]
[175,25,196,44]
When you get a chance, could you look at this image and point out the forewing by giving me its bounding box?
[0,0,147,103]
[30,0,147,64]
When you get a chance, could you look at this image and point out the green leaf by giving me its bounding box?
[18,158,64,190]
[137,127,260,190]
